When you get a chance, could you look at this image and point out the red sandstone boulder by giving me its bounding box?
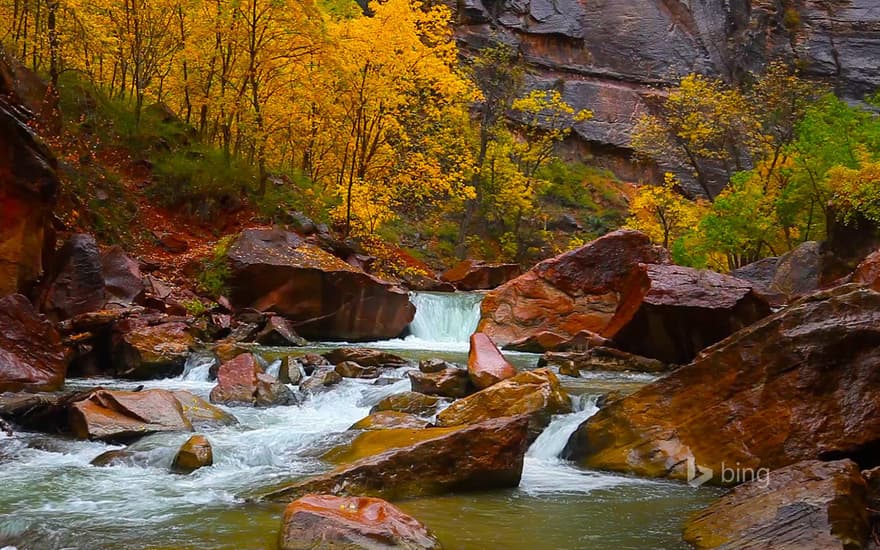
[100,246,145,307]
[408,368,471,398]
[369,392,444,416]
[323,348,408,368]
[563,285,880,484]
[335,361,379,379]
[39,234,106,321]
[467,333,517,389]
[209,353,296,407]
[226,229,414,341]
[278,494,442,550]
[70,389,193,441]
[440,260,522,291]
[436,368,571,440]
[0,294,68,392]
[477,230,670,348]
[171,434,213,474]
[260,416,529,502]
[349,411,432,431]
[112,320,195,379]
[683,460,869,549]
[602,264,771,363]
[854,249,880,291]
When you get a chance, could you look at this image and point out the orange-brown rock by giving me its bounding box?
[171,434,213,474]
[440,260,521,291]
[260,416,529,502]
[171,390,237,428]
[369,392,443,416]
[112,320,195,379]
[854,249,880,291]
[278,494,442,550]
[209,353,296,407]
[226,229,414,341]
[0,82,59,298]
[349,411,432,431]
[467,333,517,389]
[683,460,869,549]
[602,264,771,363]
[335,361,379,379]
[563,285,880,484]
[323,426,464,465]
[478,230,670,348]
[436,368,571,440]
[0,294,68,392]
[70,389,193,442]
[538,347,670,374]
[503,330,610,353]
[408,368,471,398]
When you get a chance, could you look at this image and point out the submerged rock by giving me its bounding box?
[683,460,869,549]
[171,434,213,474]
[439,259,521,291]
[478,230,670,348]
[563,286,880,484]
[408,368,470,399]
[436,368,571,440]
[209,353,296,407]
[260,416,529,502]
[70,389,193,442]
[467,333,516,389]
[278,494,442,550]
[349,411,432,431]
[602,264,770,364]
[226,229,414,341]
[335,361,379,379]
[0,294,68,392]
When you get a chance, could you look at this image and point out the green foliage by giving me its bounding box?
[197,235,235,298]
[181,298,212,316]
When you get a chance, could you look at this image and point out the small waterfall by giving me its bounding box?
[527,395,600,460]
[180,352,216,382]
[407,291,483,344]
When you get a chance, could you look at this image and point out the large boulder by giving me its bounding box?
[350,411,432,431]
[467,333,517,389]
[112,320,195,379]
[538,347,670,374]
[436,368,571,440]
[369,392,443,417]
[601,264,771,364]
[70,389,193,442]
[563,286,880,484]
[260,416,529,502]
[0,294,68,392]
[440,260,522,291]
[477,230,670,348]
[100,246,145,307]
[209,353,296,407]
[226,229,414,341]
[278,495,442,550]
[731,241,823,307]
[0,88,59,298]
[683,460,869,549]
[39,234,106,321]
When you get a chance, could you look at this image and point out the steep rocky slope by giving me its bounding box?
[455,0,880,191]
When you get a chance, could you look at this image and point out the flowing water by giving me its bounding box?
[0,292,721,549]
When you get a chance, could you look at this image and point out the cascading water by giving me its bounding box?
[403,291,483,347]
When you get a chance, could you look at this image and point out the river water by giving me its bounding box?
[0,292,721,549]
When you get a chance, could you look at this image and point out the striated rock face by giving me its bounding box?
[260,416,529,502]
[563,285,880,484]
[278,495,442,550]
[683,460,869,549]
[602,264,771,363]
[455,0,880,190]
[0,294,68,392]
[854,249,880,291]
[478,230,670,348]
[226,229,414,341]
